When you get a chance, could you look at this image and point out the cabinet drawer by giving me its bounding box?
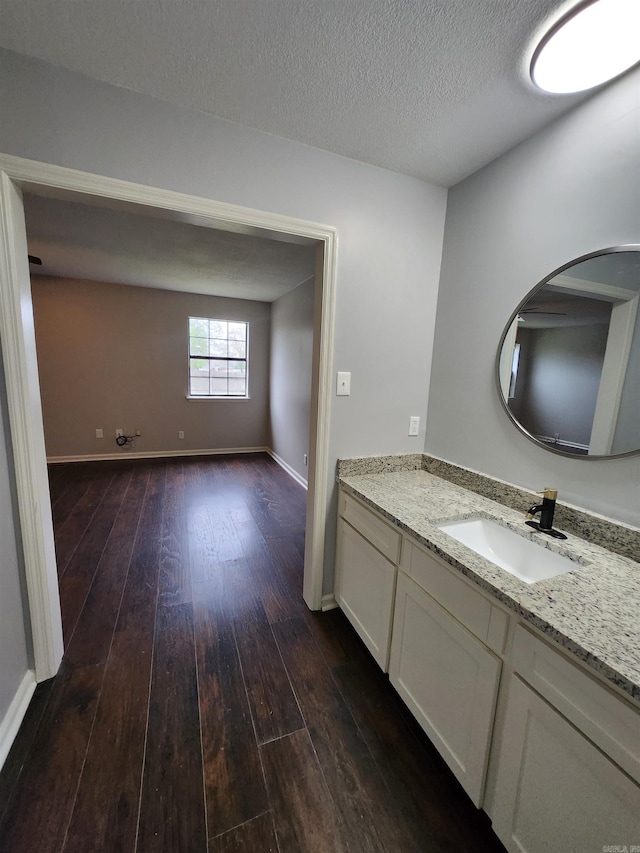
[401,539,509,655]
[340,492,401,564]
[512,624,640,784]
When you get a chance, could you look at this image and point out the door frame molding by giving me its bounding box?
[550,274,639,455]
[0,153,337,681]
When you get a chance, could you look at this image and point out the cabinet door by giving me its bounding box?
[336,520,397,670]
[489,675,640,853]
[389,573,501,806]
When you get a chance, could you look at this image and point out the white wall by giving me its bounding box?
[0,351,31,728]
[426,68,640,526]
[270,277,314,484]
[0,48,448,594]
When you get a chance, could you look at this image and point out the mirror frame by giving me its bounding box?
[495,244,640,460]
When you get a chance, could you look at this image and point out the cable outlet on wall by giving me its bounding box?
[95,428,103,439]
[178,430,185,439]
[115,428,123,438]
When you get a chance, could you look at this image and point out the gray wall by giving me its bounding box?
[512,324,609,448]
[427,67,640,526]
[31,276,271,458]
[0,349,30,725]
[270,277,314,483]
[0,48,447,597]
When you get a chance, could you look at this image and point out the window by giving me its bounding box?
[188,317,248,397]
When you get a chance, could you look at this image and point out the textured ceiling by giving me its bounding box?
[24,194,317,301]
[0,0,600,186]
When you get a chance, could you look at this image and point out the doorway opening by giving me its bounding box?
[0,154,337,682]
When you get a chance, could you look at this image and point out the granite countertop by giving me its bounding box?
[338,469,640,704]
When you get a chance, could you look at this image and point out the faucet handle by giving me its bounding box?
[536,488,557,500]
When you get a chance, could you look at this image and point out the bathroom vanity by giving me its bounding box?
[335,462,640,853]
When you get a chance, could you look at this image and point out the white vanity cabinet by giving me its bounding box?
[335,490,401,670]
[389,540,506,806]
[334,484,640,846]
[488,626,640,852]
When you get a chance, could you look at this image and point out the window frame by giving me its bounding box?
[187,316,250,400]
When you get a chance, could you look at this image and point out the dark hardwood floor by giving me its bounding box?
[0,453,506,852]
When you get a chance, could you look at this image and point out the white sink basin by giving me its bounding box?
[438,517,576,584]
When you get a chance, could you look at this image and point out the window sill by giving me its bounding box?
[185,395,251,401]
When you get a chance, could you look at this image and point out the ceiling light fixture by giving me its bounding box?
[530,0,640,94]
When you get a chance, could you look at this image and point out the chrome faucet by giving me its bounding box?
[526,488,567,540]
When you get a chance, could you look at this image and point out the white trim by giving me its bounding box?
[548,273,639,457]
[0,670,36,771]
[0,154,337,682]
[185,395,251,401]
[48,445,313,490]
[589,295,639,455]
[266,449,309,489]
[0,153,332,241]
[535,435,589,452]
[303,241,336,610]
[47,446,269,464]
[321,594,339,611]
[0,173,64,681]
[550,275,638,303]
[499,317,519,399]
[49,445,311,487]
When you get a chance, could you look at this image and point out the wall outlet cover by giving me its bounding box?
[96,428,104,439]
[336,371,351,396]
[409,416,420,436]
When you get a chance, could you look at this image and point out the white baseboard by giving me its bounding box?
[535,434,589,452]
[47,446,269,464]
[266,449,308,490]
[0,670,36,771]
[48,449,312,491]
[321,594,338,611]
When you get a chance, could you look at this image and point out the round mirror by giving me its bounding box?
[496,246,640,459]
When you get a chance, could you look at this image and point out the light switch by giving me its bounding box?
[409,416,420,436]
[336,371,351,396]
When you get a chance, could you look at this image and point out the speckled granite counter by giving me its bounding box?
[338,468,640,704]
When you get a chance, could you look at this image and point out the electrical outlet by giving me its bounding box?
[135,429,141,436]
[96,428,104,439]
[303,453,308,466]
[178,430,185,439]
[409,416,420,436]
[115,428,123,437]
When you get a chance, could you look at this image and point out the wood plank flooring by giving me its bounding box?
[0,453,506,852]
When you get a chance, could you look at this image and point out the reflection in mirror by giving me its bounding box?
[497,247,640,459]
